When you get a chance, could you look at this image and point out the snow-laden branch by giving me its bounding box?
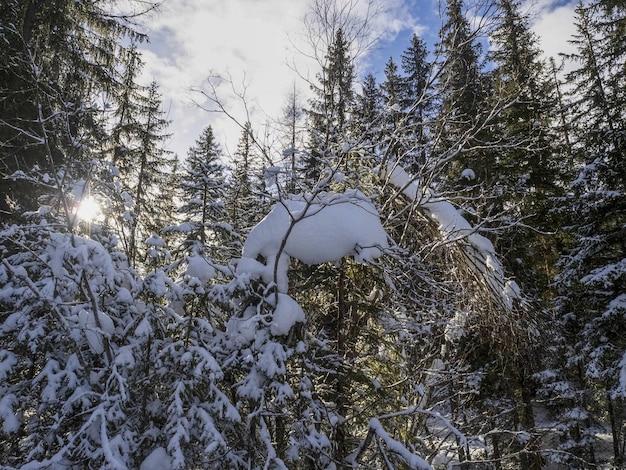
[370,417,431,469]
[378,160,521,310]
[346,417,432,469]
[237,189,388,294]
[232,189,388,338]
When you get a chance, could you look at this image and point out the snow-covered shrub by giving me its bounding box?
[0,215,140,467]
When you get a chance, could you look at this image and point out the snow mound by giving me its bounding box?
[269,293,306,336]
[186,254,216,282]
[140,447,172,470]
[238,190,388,292]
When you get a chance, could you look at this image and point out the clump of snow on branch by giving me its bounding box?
[461,168,476,181]
[368,418,431,469]
[77,309,115,354]
[146,233,166,247]
[232,190,388,339]
[185,253,216,282]
[378,161,521,309]
[140,447,172,470]
[237,190,388,293]
[268,293,306,336]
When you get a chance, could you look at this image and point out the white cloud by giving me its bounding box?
[136,0,426,161]
[137,0,318,159]
[524,0,578,66]
[357,0,430,74]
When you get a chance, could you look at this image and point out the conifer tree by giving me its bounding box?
[111,45,150,178]
[400,33,432,172]
[380,57,406,162]
[9,0,626,466]
[305,27,356,185]
[278,85,307,194]
[475,2,564,466]
[380,58,404,111]
[0,0,147,220]
[292,12,395,464]
[427,3,551,467]
[177,125,231,259]
[485,0,566,303]
[435,0,489,189]
[353,73,383,147]
[121,81,177,268]
[548,1,626,465]
[225,122,266,235]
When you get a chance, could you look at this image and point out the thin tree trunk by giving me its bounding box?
[515,378,542,470]
[608,392,624,468]
[335,262,348,463]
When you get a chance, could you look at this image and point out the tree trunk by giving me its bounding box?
[335,262,348,463]
[515,379,542,470]
[608,392,624,468]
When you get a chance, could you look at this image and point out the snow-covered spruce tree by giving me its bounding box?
[115,81,178,269]
[224,121,268,236]
[0,204,148,467]
[545,1,626,467]
[120,248,243,469]
[0,3,156,463]
[173,125,235,262]
[0,128,238,470]
[0,6,156,463]
[0,1,237,466]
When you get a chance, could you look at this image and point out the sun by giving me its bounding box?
[75,196,102,222]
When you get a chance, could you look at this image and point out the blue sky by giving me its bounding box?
[137,0,578,160]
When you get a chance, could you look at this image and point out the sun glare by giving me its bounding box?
[75,196,102,222]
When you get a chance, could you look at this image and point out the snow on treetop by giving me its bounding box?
[238,190,388,293]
